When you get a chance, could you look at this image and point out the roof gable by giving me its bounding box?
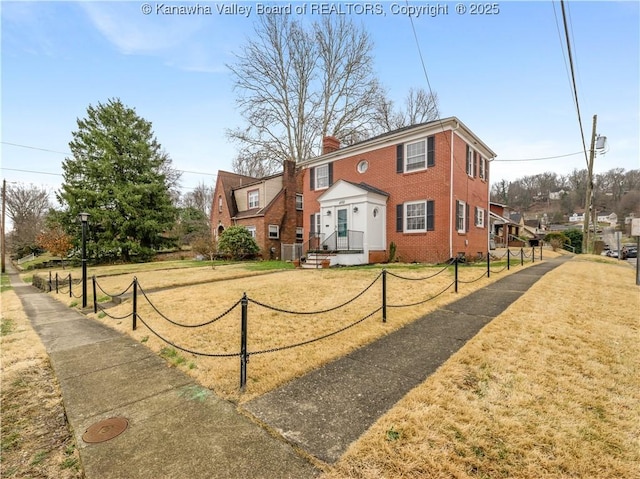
[317,179,389,203]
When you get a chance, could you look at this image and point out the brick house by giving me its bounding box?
[299,117,496,264]
[210,160,303,259]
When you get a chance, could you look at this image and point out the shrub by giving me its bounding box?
[565,229,583,254]
[544,232,569,252]
[217,226,260,260]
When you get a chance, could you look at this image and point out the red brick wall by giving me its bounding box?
[303,129,490,263]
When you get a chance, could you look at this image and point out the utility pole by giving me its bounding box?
[1,179,6,273]
[582,115,597,254]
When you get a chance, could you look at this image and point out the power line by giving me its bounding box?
[1,141,218,178]
[559,0,590,168]
[493,151,583,162]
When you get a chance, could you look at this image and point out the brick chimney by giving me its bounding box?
[322,136,340,154]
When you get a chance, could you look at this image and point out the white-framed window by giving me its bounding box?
[397,200,435,232]
[357,160,369,173]
[479,157,487,181]
[246,226,256,238]
[466,147,474,177]
[406,201,426,231]
[475,207,485,228]
[315,164,329,189]
[218,195,223,213]
[296,227,303,241]
[456,200,466,233]
[315,213,321,236]
[406,140,426,172]
[268,224,279,239]
[248,189,259,209]
[296,194,303,210]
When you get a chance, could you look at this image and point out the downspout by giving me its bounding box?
[449,121,459,259]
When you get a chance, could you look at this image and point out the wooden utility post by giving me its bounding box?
[582,115,597,254]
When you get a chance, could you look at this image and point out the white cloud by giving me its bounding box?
[79,2,223,72]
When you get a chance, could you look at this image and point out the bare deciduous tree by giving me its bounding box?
[5,183,50,254]
[227,16,439,175]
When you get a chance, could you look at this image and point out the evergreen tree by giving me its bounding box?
[57,99,179,262]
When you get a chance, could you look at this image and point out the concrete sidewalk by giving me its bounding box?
[6,263,320,479]
[244,255,572,463]
[7,254,570,476]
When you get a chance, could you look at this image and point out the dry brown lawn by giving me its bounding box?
[54,252,554,403]
[1,288,82,478]
[321,257,640,479]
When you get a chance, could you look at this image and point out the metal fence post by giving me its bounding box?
[92,276,97,314]
[507,249,510,270]
[132,277,138,331]
[520,248,524,266]
[532,247,535,263]
[382,269,387,323]
[69,275,72,298]
[454,257,459,293]
[487,251,490,278]
[240,293,248,391]
[48,271,52,292]
[540,245,543,260]
[55,273,59,294]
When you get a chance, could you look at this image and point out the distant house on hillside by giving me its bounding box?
[299,117,496,265]
[210,160,303,259]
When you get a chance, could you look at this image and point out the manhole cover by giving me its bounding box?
[82,417,129,444]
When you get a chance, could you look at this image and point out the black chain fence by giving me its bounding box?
[32,246,542,390]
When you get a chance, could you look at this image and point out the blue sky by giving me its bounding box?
[2,1,638,204]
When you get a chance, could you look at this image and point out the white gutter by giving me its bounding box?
[449,121,459,259]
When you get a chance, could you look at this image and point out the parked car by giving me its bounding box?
[621,246,637,259]
[604,249,619,258]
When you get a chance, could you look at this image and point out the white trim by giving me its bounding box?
[246,226,256,238]
[456,200,466,233]
[268,224,279,239]
[315,164,329,190]
[301,117,497,168]
[404,200,427,232]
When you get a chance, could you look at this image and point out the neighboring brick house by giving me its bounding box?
[210,160,303,259]
[299,117,496,264]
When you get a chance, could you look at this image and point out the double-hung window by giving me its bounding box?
[296,227,304,242]
[397,136,435,173]
[248,190,259,209]
[296,194,303,210]
[479,157,487,181]
[315,164,329,189]
[406,141,426,172]
[456,200,467,233]
[475,207,485,228]
[268,224,279,239]
[466,147,474,177]
[246,226,256,238]
[396,200,435,232]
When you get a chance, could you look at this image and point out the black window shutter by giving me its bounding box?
[466,145,470,174]
[455,200,460,230]
[396,144,404,173]
[427,200,434,231]
[465,203,470,232]
[474,152,478,178]
[328,162,333,186]
[396,204,404,232]
[427,136,435,167]
[310,214,315,234]
[474,206,478,226]
[310,168,315,191]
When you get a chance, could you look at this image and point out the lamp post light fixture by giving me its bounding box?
[79,212,90,308]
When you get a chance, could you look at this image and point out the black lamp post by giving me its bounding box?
[79,212,90,308]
